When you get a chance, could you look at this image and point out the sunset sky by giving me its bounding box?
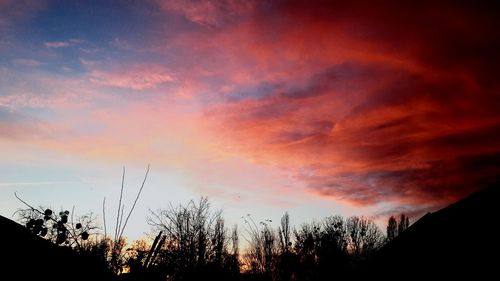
[1,0,499,240]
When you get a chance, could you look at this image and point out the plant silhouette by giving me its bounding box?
[8,180,499,280]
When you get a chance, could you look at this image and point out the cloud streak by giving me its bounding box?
[84,62,174,90]
[155,0,256,27]
[44,41,71,48]
[44,38,83,48]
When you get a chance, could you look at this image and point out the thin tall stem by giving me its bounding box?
[115,166,125,242]
[103,197,107,238]
[118,164,150,239]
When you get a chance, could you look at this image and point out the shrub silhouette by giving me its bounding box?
[15,194,97,251]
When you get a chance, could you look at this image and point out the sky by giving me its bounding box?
[1,0,499,240]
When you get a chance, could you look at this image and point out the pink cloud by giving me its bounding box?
[3,1,499,220]
[0,106,54,141]
[86,63,174,90]
[0,69,99,109]
[156,0,256,27]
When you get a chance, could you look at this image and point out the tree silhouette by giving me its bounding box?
[14,192,394,281]
[242,215,277,280]
[293,222,320,281]
[398,214,410,235]
[226,225,240,280]
[8,181,498,280]
[317,216,349,280]
[290,215,384,280]
[277,213,293,281]
[147,197,238,281]
[386,214,411,242]
[387,216,398,241]
[347,216,384,259]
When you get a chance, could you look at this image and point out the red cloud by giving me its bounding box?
[155,0,256,27]
[178,1,500,214]
[3,1,497,219]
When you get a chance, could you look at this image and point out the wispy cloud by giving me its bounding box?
[0,69,97,109]
[0,106,53,140]
[44,38,83,48]
[12,58,41,67]
[175,1,500,214]
[155,0,256,27]
[44,41,71,48]
[84,62,174,90]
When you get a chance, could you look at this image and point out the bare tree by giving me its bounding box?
[277,213,293,281]
[242,215,277,279]
[347,216,384,258]
[148,197,231,279]
[211,216,227,265]
[322,215,349,253]
[226,225,240,278]
[278,212,291,255]
[231,224,239,259]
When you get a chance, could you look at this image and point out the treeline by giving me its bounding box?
[16,197,410,281]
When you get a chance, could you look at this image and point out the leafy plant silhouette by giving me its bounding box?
[15,193,96,250]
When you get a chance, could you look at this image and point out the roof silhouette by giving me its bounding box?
[0,214,114,281]
[365,183,500,278]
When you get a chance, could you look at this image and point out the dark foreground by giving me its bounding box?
[1,183,499,280]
